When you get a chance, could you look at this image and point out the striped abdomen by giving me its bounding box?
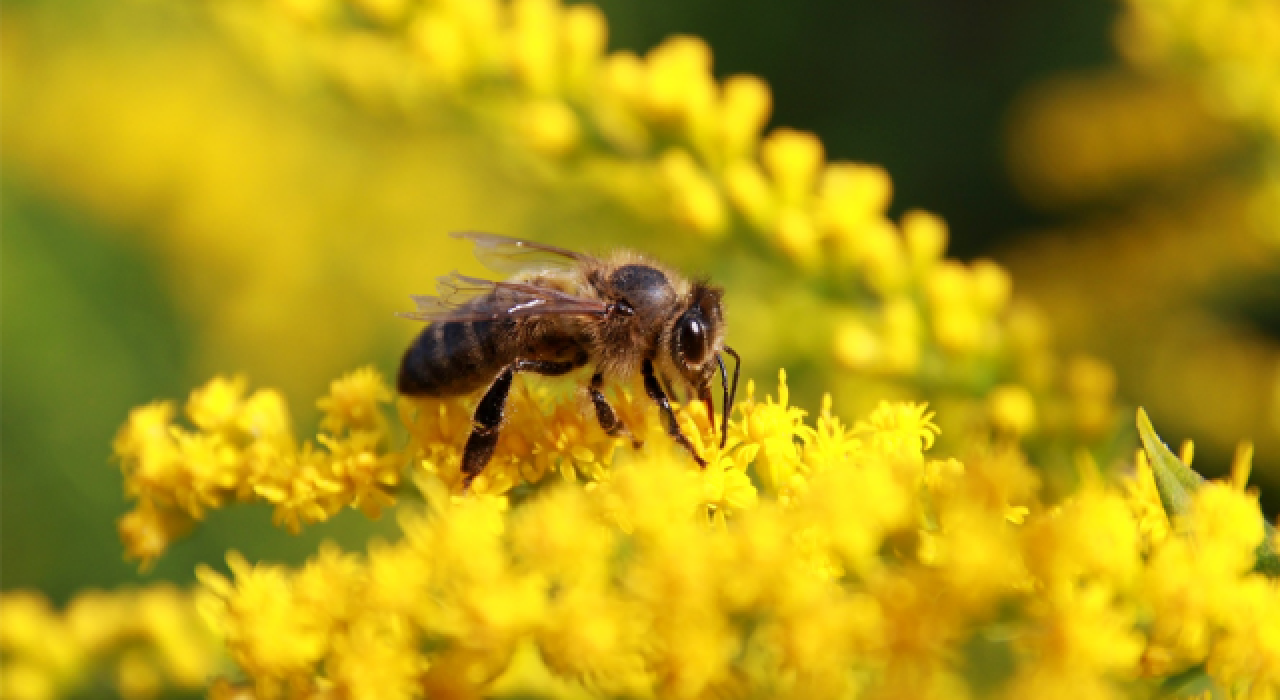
[398,318,511,397]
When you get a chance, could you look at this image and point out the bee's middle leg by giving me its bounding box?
[460,355,587,491]
[641,359,707,468]
[590,372,643,448]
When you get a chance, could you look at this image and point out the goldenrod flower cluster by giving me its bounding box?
[0,586,221,700]
[1011,0,1280,245]
[114,369,400,566]
[1113,0,1280,251]
[84,368,1280,698]
[1002,0,1280,465]
[220,0,1030,366]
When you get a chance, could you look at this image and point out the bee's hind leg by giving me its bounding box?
[460,355,587,492]
[590,372,643,449]
[460,366,515,492]
[640,359,707,468]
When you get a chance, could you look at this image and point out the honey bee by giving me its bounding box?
[398,233,740,490]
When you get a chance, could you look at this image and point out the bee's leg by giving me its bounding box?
[460,355,586,491]
[461,365,516,491]
[641,359,707,468]
[590,372,643,448]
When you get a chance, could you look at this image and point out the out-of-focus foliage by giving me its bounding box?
[1005,0,1280,490]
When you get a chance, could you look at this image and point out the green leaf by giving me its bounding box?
[1158,663,1223,700]
[1136,408,1201,520]
[1136,408,1280,578]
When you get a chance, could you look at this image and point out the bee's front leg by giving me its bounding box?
[640,359,707,468]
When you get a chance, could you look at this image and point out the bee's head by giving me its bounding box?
[668,282,739,449]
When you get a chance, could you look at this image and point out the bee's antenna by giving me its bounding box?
[718,346,742,449]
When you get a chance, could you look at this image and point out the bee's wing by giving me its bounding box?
[451,232,593,275]
[397,272,608,322]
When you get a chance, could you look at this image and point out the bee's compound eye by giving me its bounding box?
[676,310,709,367]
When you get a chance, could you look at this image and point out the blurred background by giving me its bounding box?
[4,0,1278,615]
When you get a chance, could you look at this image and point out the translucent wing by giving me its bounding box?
[451,232,592,276]
[398,272,608,323]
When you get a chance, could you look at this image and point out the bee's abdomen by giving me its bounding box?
[398,319,508,397]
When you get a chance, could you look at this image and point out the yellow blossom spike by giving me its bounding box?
[818,163,893,247]
[100,363,1280,695]
[901,209,947,270]
[718,74,771,161]
[970,259,1012,313]
[773,208,820,264]
[659,148,727,236]
[0,588,221,700]
[509,0,562,95]
[1179,439,1195,467]
[988,385,1038,437]
[855,400,940,454]
[187,376,248,434]
[1127,448,1171,545]
[833,319,880,371]
[409,13,470,86]
[561,4,606,90]
[761,127,824,204]
[722,159,776,229]
[1229,441,1254,491]
[522,98,581,156]
[115,371,403,563]
[643,35,715,126]
[317,366,392,434]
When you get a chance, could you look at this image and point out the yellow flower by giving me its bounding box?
[95,367,1280,697]
[326,612,425,700]
[114,369,402,559]
[117,500,193,567]
[1025,484,1141,589]
[801,459,913,575]
[316,366,392,434]
[802,393,862,473]
[1205,576,1280,695]
[535,586,652,696]
[510,483,612,584]
[855,399,940,456]
[988,384,1038,437]
[0,588,221,700]
[1189,482,1267,574]
[322,431,400,519]
[735,369,814,495]
[931,501,1027,608]
[1009,583,1144,700]
[197,552,332,692]
[187,376,248,435]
